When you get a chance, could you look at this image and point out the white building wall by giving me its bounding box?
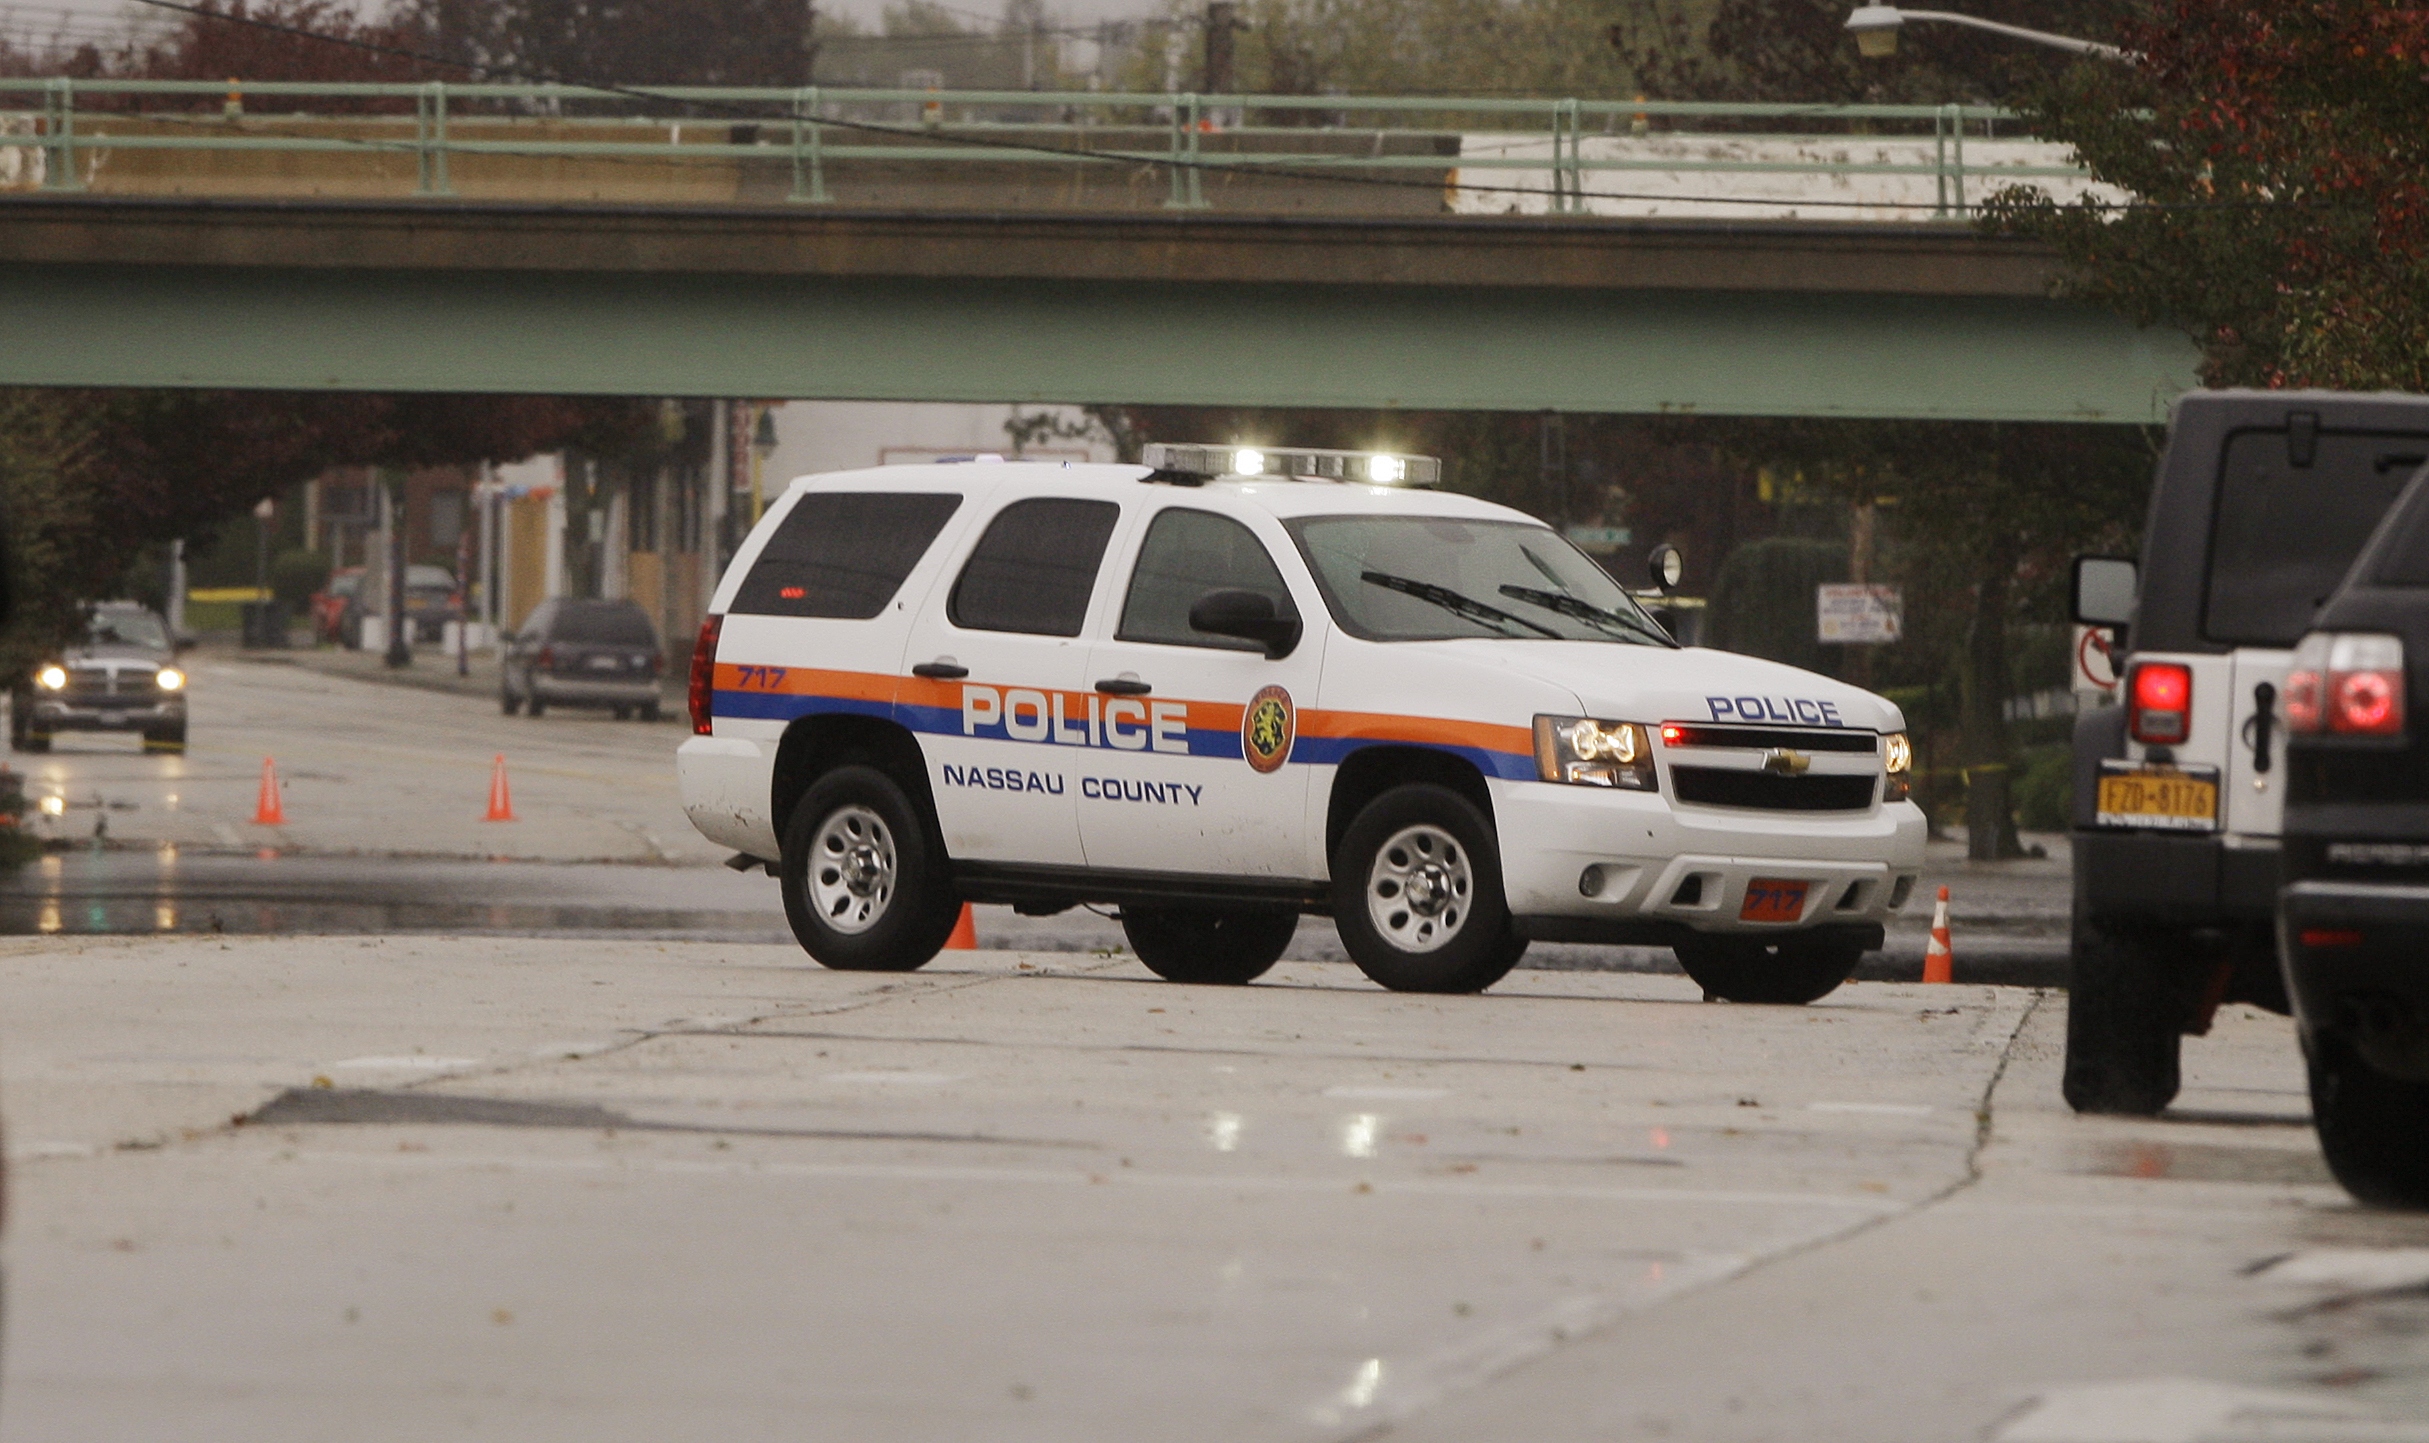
[757,401,1115,501]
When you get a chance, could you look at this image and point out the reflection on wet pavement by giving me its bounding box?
[0,850,790,940]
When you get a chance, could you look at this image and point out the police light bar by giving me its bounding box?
[1141,444,1441,486]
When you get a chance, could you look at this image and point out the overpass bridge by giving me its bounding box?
[0,81,2196,421]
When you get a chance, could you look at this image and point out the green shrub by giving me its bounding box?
[271,548,331,614]
[2013,742,2073,832]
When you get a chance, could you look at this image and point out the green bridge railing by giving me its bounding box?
[0,78,2090,218]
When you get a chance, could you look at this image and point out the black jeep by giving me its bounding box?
[2277,464,2429,1205]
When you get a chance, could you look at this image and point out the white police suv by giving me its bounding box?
[678,446,1925,999]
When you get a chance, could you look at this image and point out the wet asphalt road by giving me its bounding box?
[0,646,2073,982]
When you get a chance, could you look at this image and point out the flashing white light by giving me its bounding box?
[156,667,185,692]
[35,664,66,691]
[1139,443,1443,486]
[38,795,63,817]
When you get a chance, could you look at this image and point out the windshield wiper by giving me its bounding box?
[1360,570,1560,639]
[1496,584,1677,647]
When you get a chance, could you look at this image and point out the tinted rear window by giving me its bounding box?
[2204,431,2426,645]
[552,603,657,646]
[2371,472,2429,586]
[950,498,1121,636]
[733,492,963,619]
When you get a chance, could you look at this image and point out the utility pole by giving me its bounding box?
[1202,1,1240,96]
[803,0,820,84]
[383,471,411,669]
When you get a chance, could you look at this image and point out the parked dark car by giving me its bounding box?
[11,601,188,753]
[338,564,460,648]
[501,598,665,720]
[2278,462,2429,1207]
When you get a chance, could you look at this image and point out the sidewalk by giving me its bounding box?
[221,640,674,709]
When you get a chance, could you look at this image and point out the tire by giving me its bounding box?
[2309,1038,2429,1208]
[1331,783,1526,993]
[1674,932,1864,1004]
[1121,906,1297,985]
[640,703,663,723]
[526,688,546,718]
[612,705,631,721]
[499,688,521,716]
[779,763,962,972]
[2062,911,2185,1115]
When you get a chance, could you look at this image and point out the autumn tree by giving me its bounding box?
[1987,0,2429,390]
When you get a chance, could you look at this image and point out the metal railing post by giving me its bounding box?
[1948,104,1967,219]
[790,87,829,203]
[42,77,82,191]
[1555,98,1583,213]
[1165,92,1205,208]
[1933,105,1949,218]
[417,81,454,196]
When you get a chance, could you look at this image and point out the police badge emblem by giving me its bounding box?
[1242,685,1295,774]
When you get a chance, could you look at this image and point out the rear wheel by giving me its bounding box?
[1121,906,1296,985]
[1674,932,1864,1004]
[779,763,962,972]
[1331,783,1525,993]
[2063,911,2185,1115]
[640,702,663,723]
[499,687,521,716]
[2309,1039,2429,1208]
[612,705,631,721]
[525,687,547,718]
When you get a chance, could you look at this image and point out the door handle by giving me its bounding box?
[912,661,969,680]
[1094,677,1152,695]
[2244,680,2277,775]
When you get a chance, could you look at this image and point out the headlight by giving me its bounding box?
[1884,731,1913,802]
[155,667,185,692]
[1534,715,1656,790]
[35,664,66,691]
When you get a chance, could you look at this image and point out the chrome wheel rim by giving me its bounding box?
[809,804,896,935]
[1365,823,1472,954]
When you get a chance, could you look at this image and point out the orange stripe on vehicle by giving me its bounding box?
[1299,709,1533,756]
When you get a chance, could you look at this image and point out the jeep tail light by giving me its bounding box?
[689,614,722,735]
[2128,662,2191,745]
[537,644,556,672]
[2286,632,2405,737]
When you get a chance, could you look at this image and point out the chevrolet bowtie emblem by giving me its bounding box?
[1761,748,1811,776]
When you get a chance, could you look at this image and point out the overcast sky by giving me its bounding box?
[3,0,1170,54]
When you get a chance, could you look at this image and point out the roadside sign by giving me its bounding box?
[2074,623,2120,696]
[1817,583,1902,644]
[1564,525,1632,550]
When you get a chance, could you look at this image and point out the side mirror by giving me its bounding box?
[1188,588,1302,659]
[1648,544,1685,595]
[2073,555,2137,627]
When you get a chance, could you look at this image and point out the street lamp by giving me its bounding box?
[1844,5,2127,59]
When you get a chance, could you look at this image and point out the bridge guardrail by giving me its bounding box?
[0,79,2106,219]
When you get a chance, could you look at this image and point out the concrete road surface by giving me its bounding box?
[4,935,2425,1442]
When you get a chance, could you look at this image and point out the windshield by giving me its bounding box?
[1285,515,1674,646]
[85,608,168,649]
[406,566,457,592]
[2204,430,2424,645]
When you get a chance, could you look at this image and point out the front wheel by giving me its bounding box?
[779,764,962,972]
[2309,1039,2429,1208]
[1674,932,1863,1004]
[2062,911,2185,1115]
[1331,783,1525,993]
[500,687,521,716]
[1122,906,1296,985]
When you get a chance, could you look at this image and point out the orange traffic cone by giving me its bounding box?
[483,753,516,822]
[944,902,977,950]
[1923,885,1954,984]
[252,757,287,825]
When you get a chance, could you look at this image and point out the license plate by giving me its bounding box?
[586,656,620,671]
[2096,761,2219,832]
[1740,878,1809,923]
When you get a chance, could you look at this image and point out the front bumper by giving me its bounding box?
[27,697,183,732]
[2278,879,2429,1080]
[1490,779,1926,938]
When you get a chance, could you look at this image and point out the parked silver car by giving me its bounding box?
[500,599,665,720]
